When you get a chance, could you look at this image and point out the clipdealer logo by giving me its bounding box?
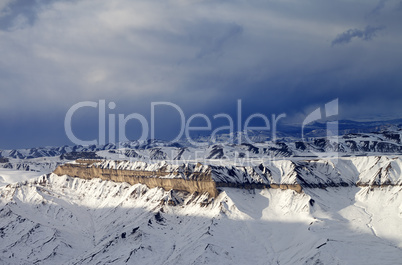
[64,98,339,163]
[64,99,287,147]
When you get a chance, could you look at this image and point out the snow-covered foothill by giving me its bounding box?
[0,173,401,264]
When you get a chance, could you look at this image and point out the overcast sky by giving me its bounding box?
[0,0,401,149]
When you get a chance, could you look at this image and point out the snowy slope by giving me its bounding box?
[1,130,402,264]
[83,156,402,188]
[0,168,43,188]
[0,174,401,264]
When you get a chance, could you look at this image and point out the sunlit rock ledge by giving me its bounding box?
[53,156,402,197]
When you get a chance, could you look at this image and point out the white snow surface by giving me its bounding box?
[0,168,43,187]
[89,156,402,186]
[0,173,402,264]
[0,157,60,187]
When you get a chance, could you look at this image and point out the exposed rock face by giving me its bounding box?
[0,157,9,163]
[53,156,402,197]
[53,160,219,197]
[52,160,305,197]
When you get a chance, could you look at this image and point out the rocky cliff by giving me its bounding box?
[53,156,402,197]
[53,160,219,197]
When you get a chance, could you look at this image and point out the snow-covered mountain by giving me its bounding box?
[1,126,402,264]
[1,128,402,177]
[1,127,402,161]
[0,173,401,264]
[63,155,402,189]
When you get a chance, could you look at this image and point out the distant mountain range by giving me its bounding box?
[0,119,401,161]
[0,119,401,173]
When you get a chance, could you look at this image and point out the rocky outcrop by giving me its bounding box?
[53,156,402,197]
[53,160,307,197]
[53,160,219,197]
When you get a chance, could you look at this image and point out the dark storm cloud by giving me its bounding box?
[397,1,402,10]
[194,23,243,59]
[331,25,385,46]
[370,0,389,15]
[0,0,401,148]
[0,0,37,30]
[0,0,74,31]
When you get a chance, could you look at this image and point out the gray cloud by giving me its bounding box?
[331,25,385,46]
[0,0,401,148]
[369,0,402,15]
[195,23,243,59]
[398,1,402,10]
[370,0,389,15]
[0,0,72,31]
